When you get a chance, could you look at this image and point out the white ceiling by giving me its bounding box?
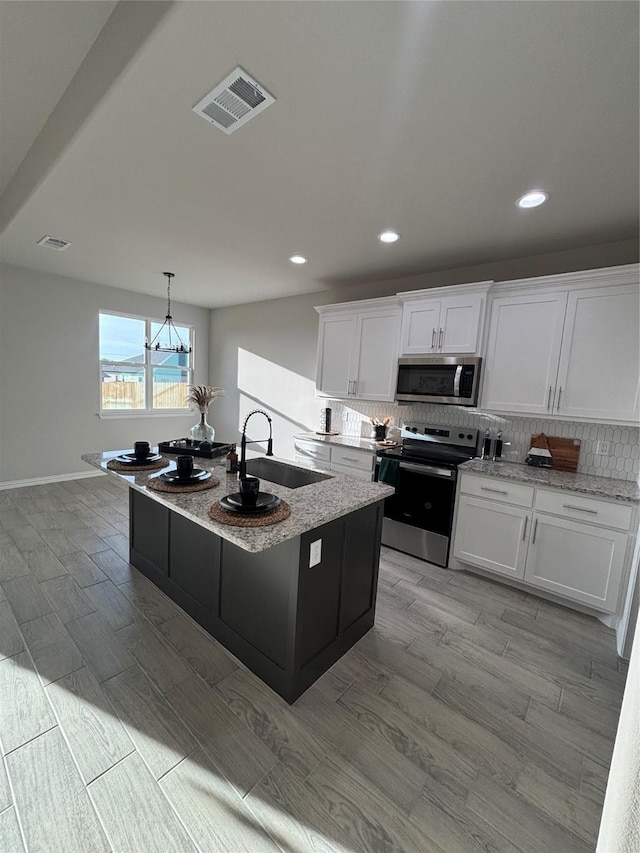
[0,0,638,308]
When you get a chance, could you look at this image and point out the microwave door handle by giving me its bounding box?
[453,365,463,397]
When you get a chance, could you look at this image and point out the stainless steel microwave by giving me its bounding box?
[396,357,481,406]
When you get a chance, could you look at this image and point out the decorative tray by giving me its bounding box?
[158,439,235,459]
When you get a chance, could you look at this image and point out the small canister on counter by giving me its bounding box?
[225,448,238,473]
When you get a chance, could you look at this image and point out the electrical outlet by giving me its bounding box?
[309,539,322,567]
[596,441,610,455]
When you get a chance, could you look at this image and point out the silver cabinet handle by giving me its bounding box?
[532,518,538,544]
[438,328,444,349]
[341,456,359,463]
[347,380,351,396]
[547,386,552,411]
[522,516,528,541]
[563,503,597,514]
[480,486,509,495]
[556,386,562,411]
[352,379,357,396]
[431,328,436,350]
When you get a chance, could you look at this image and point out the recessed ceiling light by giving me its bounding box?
[289,254,307,264]
[516,190,549,209]
[378,230,400,243]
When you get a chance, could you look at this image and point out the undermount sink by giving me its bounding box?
[245,457,332,489]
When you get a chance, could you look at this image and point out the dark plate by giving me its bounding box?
[159,468,210,484]
[116,453,163,464]
[225,491,279,509]
[220,493,280,514]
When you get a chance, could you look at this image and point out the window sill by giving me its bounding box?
[97,410,193,420]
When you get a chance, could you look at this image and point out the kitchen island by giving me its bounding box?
[82,450,393,702]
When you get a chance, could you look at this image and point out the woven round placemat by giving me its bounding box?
[147,476,220,494]
[209,499,291,527]
[107,457,167,472]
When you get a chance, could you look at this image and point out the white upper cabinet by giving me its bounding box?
[316,298,401,402]
[400,300,441,353]
[315,312,358,398]
[481,265,640,422]
[482,291,568,415]
[399,282,491,356]
[352,308,401,401]
[554,284,640,422]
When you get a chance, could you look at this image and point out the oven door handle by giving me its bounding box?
[398,461,455,478]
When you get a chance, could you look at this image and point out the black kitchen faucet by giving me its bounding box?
[239,409,274,478]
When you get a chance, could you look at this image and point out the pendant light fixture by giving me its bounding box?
[144,272,192,353]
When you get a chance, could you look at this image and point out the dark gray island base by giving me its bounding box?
[130,490,383,703]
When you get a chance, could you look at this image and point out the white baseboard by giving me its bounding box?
[0,470,105,490]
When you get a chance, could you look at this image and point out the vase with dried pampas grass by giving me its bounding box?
[186,385,225,444]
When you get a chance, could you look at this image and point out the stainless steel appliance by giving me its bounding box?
[376,421,479,566]
[396,356,481,406]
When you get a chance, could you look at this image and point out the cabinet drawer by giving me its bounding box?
[459,474,534,508]
[294,439,331,463]
[330,461,374,481]
[534,489,633,531]
[294,454,330,472]
[331,446,375,473]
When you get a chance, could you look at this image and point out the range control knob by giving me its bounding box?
[467,434,474,440]
[458,433,464,439]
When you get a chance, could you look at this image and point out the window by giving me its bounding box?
[99,312,193,414]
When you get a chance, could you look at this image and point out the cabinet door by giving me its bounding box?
[340,503,381,632]
[130,491,169,576]
[316,313,358,398]
[482,291,567,414]
[453,495,530,579]
[353,308,401,401]
[400,300,441,354]
[329,461,374,481]
[169,512,220,610]
[439,294,484,354]
[554,284,640,422]
[524,514,628,613]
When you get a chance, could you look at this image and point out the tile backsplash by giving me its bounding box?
[331,401,639,481]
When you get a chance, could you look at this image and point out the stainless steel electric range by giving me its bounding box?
[375,421,479,567]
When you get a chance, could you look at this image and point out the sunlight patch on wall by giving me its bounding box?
[237,348,319,456]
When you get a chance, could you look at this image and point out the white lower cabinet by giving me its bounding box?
[453,495,530,580]
[293,438,374,481]
[293,438,331,471]
[524,514,627,612]
[452,473,634,614]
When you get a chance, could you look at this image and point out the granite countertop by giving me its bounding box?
[82,450,394,553]
[460,459,640,503]
[295,432,390,453]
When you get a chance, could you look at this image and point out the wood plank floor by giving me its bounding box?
[0,476,627,852]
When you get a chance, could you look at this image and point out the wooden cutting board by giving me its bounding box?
[530,433,581,472]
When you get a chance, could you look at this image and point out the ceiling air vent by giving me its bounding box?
[193,67,275,134]
[37,235,72,250]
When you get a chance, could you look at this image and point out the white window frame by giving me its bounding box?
[98,309,195,418]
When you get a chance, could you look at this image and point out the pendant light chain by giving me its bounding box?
[144,272,192,353]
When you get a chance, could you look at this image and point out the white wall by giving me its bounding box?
[0,263,210,482]
[209,239,640,458]
[597,602,640,852]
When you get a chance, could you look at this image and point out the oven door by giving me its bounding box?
[379,460,457,566]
